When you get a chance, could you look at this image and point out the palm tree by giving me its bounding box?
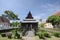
[2,10,20,27]
[2,10,20,20]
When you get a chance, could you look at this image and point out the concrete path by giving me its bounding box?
[22,30,36,40]
[25,30,35,37]
[22,37,36,40]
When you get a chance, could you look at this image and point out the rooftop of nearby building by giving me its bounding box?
[54,11,60,16]
[0,16,9,23]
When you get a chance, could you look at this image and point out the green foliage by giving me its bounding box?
[39,23,44,27]
[38,32,45,39]
[2,10,20,20]
[10,21,20,27]
[43,32,51,38]
[46,15,60,25]
[38,30,51,39]
[53,32,60,37]
[14,30,20,39]
[6,33,12,39]
[1,33,6,37]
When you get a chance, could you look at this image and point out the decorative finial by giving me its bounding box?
[26,11,33,19]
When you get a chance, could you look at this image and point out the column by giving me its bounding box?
[30,24,32,30]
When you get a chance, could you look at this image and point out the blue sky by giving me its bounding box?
[0,0,60,21]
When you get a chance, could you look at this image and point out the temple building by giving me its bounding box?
[0,16,10,29]
[21,11,38,36]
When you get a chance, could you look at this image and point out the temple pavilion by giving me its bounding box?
[21,11,38,36]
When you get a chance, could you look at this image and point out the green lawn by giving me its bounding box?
[46,36,60,40]
[35,36,43,40]
[0,35,21,40]
[0,37,21,40]
[35,36,60,40]
[0,36,60,40]
[0,29,60,40]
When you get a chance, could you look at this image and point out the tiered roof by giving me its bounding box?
[21,11,38,23]
[26,11,33,19]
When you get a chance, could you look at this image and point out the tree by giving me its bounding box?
[46,15,60,26]
[10,21,21,27]
[2,10,20,27]
[39,23,44,27]
[2,10,20,20]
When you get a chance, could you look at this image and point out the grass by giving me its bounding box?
[0,28,60,40]
[46,36,60,40]
[0,36,60,40]
[0,37,18,40]
[0,34,21,40]
[0,37,20,40]
[35,36,60,40]
[37,29,60,40]
[35,36,40,40]
[0,36,21,40]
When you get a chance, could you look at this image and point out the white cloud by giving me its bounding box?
[40,3,54,8]
[33,13,46,21]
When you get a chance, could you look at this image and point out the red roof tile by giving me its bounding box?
[54,11,60,16]
[0,16,9,23]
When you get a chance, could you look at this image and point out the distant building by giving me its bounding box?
[51,11,60,28]
[54,11,60,16]
[0,16,10,29]
[45,11,60,28]
[44,23,53,28]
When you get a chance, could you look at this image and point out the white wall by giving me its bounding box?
[44,23,53,28]
[0,22,10,29]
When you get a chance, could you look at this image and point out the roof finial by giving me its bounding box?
[26,11,33,19]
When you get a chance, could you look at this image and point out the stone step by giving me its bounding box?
[25,30,35,37]
[23,37,35,40]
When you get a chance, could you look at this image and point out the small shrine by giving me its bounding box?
[21,11,38,36]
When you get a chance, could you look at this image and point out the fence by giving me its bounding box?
[39,27,60,33]
[0,26,20,30]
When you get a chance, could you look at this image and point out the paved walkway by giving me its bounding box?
[22,30,36,40]
[25,30,35,37]
[22,37,36,40]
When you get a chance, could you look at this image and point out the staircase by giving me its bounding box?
[22,29,36,40]
[25,29,35,37]
[23,37,36,40]
[23,36,39,40]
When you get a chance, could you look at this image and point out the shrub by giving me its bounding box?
[53,32,60,37]
[35,32,39,36]
[39,33,44,39]
[40,30,46,32]
[38,32,45,39]
[39,23,44,27]
[14,30,21,39]
[6,32,12,39]
[38,31,51,39]
[1,33,6,37]
[43,32,51,38]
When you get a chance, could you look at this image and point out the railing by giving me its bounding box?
[0,26,20,30]
[39,27,60,33]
